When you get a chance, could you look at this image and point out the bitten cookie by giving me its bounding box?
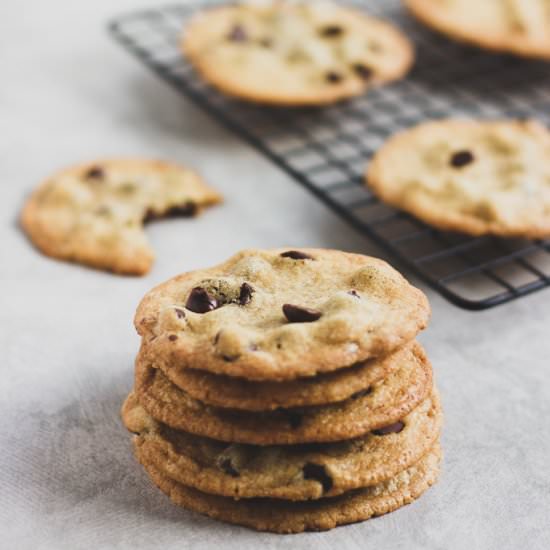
[135,249,430,381]
[21,159,221,275]
[134,341,433,445]
[182,1,414,105]
[366,119,550,238]
[405,0,550,60]
[136,443,442,533]
[137,342,402,411]
[123,390,442,500]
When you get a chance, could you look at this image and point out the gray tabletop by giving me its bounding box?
[1,1,549,549]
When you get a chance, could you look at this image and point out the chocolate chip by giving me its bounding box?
[222,354,240,362]
[286,411,302,429]
[320,25,344,38]
[143,208,156,223]
[166,203,197,217]
[302,463,333,493]
[174,308,186,319]
[84,166,104,180]
[348,290,360,298]
[280,250,314,260]
[218,457,240,477]
[326,71,343,84]
[450,150,475,168]
[185,287,218,314]
[352,63,373,80]
[227,24,247,42]
[238,283,254,306]
[373,421,405,436]
[283,304,322,323]
[168,334,178,342]
[144,203,198,223]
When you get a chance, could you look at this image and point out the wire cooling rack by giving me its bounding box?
[109,0,550,310]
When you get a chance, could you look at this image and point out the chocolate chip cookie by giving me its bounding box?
[134,341,433,445]
[135,249,430,381]
[137,341,403,411]
[405,0,550,60]
[21,159,221,275]
[182,1,414,105]
[136,442,442,533]
[367,119,550,238]
[123,389,442,500]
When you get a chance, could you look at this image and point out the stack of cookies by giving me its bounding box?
[122,248,442,533]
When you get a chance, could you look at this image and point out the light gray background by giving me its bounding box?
[1,1,549,549]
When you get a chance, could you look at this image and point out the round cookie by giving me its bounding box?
[366,119,550,238]
[21,159,221,275]
[135,443,442,533]
[182,1,414,106]
[123,390,442,501]
[405,0,550,60]
[134,341,433,445]
[137,342,403,411]
[135,248,430,381]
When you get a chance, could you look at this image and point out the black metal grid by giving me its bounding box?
[108,0,550,310]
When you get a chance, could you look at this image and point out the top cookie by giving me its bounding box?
[21,159,221,275]
[405,0,550,60]
[182,1,414,105]
[135,248,430,380]
[367,119,550,238]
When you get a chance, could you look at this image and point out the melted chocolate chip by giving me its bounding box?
[283,304,322,323]
[218,457,240,477]
[166,203,197,217]
[185,287,218,314]
[320,25,344,38]
[286,411,303,429]
[348,290,360,298]
[450,150,475,168]
[238,283,254,306]
[373,421,405,436]
[302,463,333,493]
[143,203,197,224]
[174,308,186,320]
[352,63,373,80]
[280,250,314,260]
[143,208,156,223]
[168,334,178,342]
[222,354,240,363]
[326,71,343,84]
[84,166,105,180]
[227,24,247,42]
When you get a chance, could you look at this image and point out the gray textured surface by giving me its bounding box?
[1,1,549,549]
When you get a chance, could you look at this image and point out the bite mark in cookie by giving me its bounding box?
[21,159,222,275]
